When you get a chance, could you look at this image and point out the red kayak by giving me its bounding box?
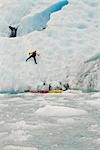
[25,90,49,94]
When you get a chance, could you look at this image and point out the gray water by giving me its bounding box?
[0,90,100,150]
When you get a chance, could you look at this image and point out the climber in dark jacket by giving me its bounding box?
[26,50,39,64]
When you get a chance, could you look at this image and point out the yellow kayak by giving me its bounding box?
[48,90,64,93]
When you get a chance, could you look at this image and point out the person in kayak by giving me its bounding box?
[26,50,39,64]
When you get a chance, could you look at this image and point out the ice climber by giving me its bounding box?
[26,50,39,64]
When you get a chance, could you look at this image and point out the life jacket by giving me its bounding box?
[31,51,36,57]
[29,51,39,57]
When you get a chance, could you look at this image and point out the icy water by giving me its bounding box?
[0,90,100,150]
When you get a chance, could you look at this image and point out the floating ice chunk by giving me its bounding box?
[88,124,99,132]
[9,121,27,130]
[9,130,30,142]
[0,132,8,137]
[57,118,75,124]
[91,92,100,98]
[35,105,87,117]
[86,100,100,108]
[4,145,38,150]
[0,103,8,108]
[94,139,100,145]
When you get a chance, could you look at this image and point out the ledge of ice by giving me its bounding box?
[17,0,68,36]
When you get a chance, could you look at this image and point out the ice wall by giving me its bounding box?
[0,1,69,92]
[0,0,100,92]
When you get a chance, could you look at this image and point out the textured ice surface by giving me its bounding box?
[0,90,100,150]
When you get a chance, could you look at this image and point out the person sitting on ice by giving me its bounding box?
[26,50,39,64]
[59,82,70,91]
